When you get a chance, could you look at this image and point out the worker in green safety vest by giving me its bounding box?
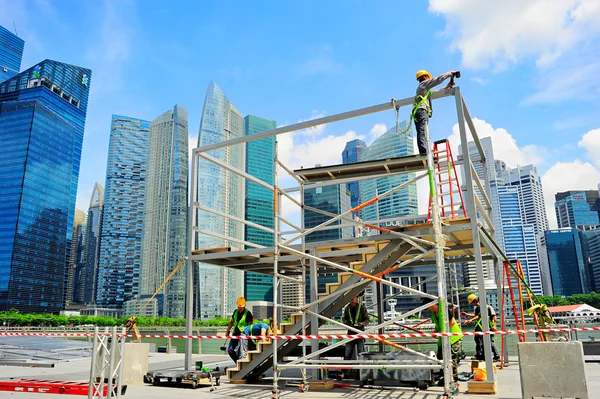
[226,297,253,363]
[423,298,463,382]
[342,296,369,361]
[461,294,500,361]
[413,70,459,155]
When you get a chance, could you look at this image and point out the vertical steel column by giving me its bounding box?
[272,141,281,399]
[88,327,100,399]
[376,282,384,352]
[454,87,495,382]
[425,121,454,395]
[309,249,321,380]
[300,181,308,387]
[185,150,198,370]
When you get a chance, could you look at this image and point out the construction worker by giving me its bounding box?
[225,297,253,363]
[241,322,272,359]
[342,296,369,360]
[423,299,463,382]
[461,294,500,361]
[413,70,459,155]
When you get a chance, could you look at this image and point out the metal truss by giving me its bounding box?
[88,327,125,399]
[186,86,504,398]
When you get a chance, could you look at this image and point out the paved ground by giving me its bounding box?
[0,353,598,398]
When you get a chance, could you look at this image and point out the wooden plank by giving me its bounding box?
[191,246,241,255]
[309,379,334,390]
[467,380,497,394]
[229,379,247,385]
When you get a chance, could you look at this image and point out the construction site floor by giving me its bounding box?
[0,353,599,398]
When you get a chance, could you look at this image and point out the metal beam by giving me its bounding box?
[198,152,274,191]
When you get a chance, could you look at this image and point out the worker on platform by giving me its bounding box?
[226,297,253,363]
[413,70,460,155]
[423,298,463,382]
[241,321,272,359]
[342,295,370,360]
[461,294,500,361]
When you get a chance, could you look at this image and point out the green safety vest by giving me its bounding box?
[232,309,249,333]
[474,305,496,333]
[348,303,362,326]
[411,89,433,118]
[431,309,463,346]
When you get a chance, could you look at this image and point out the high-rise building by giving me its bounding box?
[359,125,417,224]
[244,115,276,303]
[0,60,91,313]
[140,105,188,318]
[96,116,150,309]
[545,228,590,296]
[196,82,245,319]
[583,229,600,292]
[79,183,104,304]
[66,209,86,305]
[0,25,24,83]
[342,139,368,210]
[555,191,600,230]
[303,185,352,243]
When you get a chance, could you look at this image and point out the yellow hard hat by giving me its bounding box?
[468,294,477,304]
[236,297,246,307]
[416,70,431,80]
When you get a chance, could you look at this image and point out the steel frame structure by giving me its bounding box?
[185,86,503,398]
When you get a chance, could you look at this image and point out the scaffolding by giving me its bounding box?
[186,86,503,398]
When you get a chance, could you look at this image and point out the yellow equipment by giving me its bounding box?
[473,367,487,381]
[236,297,246,307]
[124,316,141,343]
[468,293,477,304]
[416,70,432,80]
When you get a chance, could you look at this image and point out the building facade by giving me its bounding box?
[78,183,104,304]
[303,185,352,243]
[0,59,91,312]
[244,115,276,303]
[140,105,188,318]
[342,139,367,211]
[96,115,150,309]
[196,82,245,319]
[555,191,600,230]
[66,209,86,305]
[0,25,24,82]
[545,228,590,296]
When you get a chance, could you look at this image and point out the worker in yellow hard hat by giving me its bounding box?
[225,296,253,363]
[412,69,459,155]
[461,294,500,361]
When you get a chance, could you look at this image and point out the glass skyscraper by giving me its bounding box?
[0,25,24,83]
[196,82,245,319]
[359,125,418,224]
[342,139,367,210]
[0,59,91,312]
[96,115,150,309]
[555,191,600,230]
[303,185,352,242]
[244,115,276,303]
[140,105,188,318]
[545,228,590,296]
[77,183,104,304]
[66,209,86,305]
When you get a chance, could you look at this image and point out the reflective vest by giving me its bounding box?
[411,89,433,118]
[348,304,362,326]
[431,309,463,346]
[232,309,249,334]
[474,305,496,333]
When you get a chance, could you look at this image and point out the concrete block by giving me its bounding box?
[123,343,149,384]
[518,341,588,399]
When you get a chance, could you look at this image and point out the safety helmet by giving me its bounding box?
[236,297,246,307]
[416,70,432,81]
[473,367,487,381]
[467,294,478,304]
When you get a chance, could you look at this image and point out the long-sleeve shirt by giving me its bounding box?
[414,71,454,116]
[342,303,370,331]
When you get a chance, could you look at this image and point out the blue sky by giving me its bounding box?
[2,0,600,228]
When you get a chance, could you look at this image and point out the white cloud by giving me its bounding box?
[578,128,600,165]
[369,123,387,140]
[447,117,545,168]
[429,0,600,70]
[470,77,489,86]
[297,111,327,137]
[541,160,600,228]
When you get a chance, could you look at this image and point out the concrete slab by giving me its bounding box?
[519,341,589,399]
[122,343,149,384]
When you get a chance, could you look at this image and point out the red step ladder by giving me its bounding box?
[427,139,466,221]
[0,378,126,396]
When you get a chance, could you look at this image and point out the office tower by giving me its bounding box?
[196,82,245,319]
[96,116,150,309]
[0,60,91,312]
[342,139,368,210]
[545,228,590,296]
[79,183,104,304]
[244,115,276,302]
[583,229,600,292]
[555,191,600,230]
[140,105,188,318]
[359,126,417,223]
[303,185,352,242]
[0,25,24,82]
[66,209,86,305]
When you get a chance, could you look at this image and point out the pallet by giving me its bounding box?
[144,370,222,390]
[467,380,497,394]
[309,379,335,390]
